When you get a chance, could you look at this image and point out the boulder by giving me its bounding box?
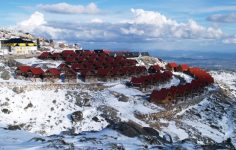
[1,70,11,80]
[114,121,159,138]
[2,108,11,114]
[142,127,159,136]
[71,111,83,123]
[98,105,121,123]
[12,87,24,94]
[118,94,129,102]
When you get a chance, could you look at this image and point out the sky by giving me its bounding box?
[1,0,236,52]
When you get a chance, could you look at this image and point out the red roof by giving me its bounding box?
[17,66,31,73]
[71,63,82,71]
[57,63,70,70]
[52,53,61,58]
[38,52,51,58]
[150,89,169,102]
[46,68,60,76]
[179,64,189,71]
[149,65,160,72]
[168,62,178,68]
[30,68,44,75]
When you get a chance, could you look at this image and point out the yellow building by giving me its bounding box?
[2,38,37,55]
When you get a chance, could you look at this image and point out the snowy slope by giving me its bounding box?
[210,70,236,98]
[0,57,236,149]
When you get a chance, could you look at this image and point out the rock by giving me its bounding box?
[7,124,25,130]
[142,127,159,136]
[118,94,129,102]
[114,121,160,138]
[109,143,125,150]
[140,136,163,145]
[111,91,129,102]
[2,108,11,114]
[75,94,91,107]
[98,105,121,123]
[31,137,46,142]
[1,70,10,80]
[24,102,33,109]
[71,111,83,123]
[12,87,24,94]
[163,133,173,143]
[92,116,100,122]
[47,138,75,149]
[114,122,140,137]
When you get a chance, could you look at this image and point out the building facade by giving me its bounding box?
[1,38,37,55]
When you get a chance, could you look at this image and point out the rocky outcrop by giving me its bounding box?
[71,111,83,123]
[113,121,160,138]
[98,105,121,123]
[1,70,11,80]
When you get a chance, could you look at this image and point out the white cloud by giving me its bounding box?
[223,35,236,44]
[199,6,236,13]
[18,11,46,31]
[17,12,63,39]
[126,9,224,39]
[90,18,103,23]
[207,13,236,23]
[16,9,228,46]
[130,8,177,26]
[38,2,99,14]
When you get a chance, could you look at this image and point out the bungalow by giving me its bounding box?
[51,53,62,60]
[166,62,178,71]
[148,65,161,73]
[177,64,189,72]
[61,50,76,59]
[29,67,44,80]
[150,89,173,104]
[65,57,77,65]
[80,69,96,82]
[71,63,82,72]
[15,66,31,77]
[45,68,60,79]
[130,77,144,87]
[38,52,52,60]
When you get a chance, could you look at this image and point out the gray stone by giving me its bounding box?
[1,70,11,80]
[2,108,11,114]
[97,105,121,123]
[12,87,24,94]
[71,111,83,123]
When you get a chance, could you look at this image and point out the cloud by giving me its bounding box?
[17,12,63,39]
[18,11,46,30]
[16,9,226,46]
[126,9,224,39]
[90,18,103,23]
[38,2,99,14]
[207,13,236,23]
[223,35,236,44]
[198,6,236,13]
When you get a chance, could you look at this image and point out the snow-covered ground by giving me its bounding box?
[15,57,63,69]
[0,56,236,149]
[211,70,236,98]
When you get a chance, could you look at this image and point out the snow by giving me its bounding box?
[156,76,180,90]
[173,72,194,83]
[0,127,43,150]
[109,84,144,96]
[211,71,236,98]
[0,86,109,135]
[183,120,224,143]
[15,57,63,69]
[161,121,189,141]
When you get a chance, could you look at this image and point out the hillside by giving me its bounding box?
[0,54,235,149]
